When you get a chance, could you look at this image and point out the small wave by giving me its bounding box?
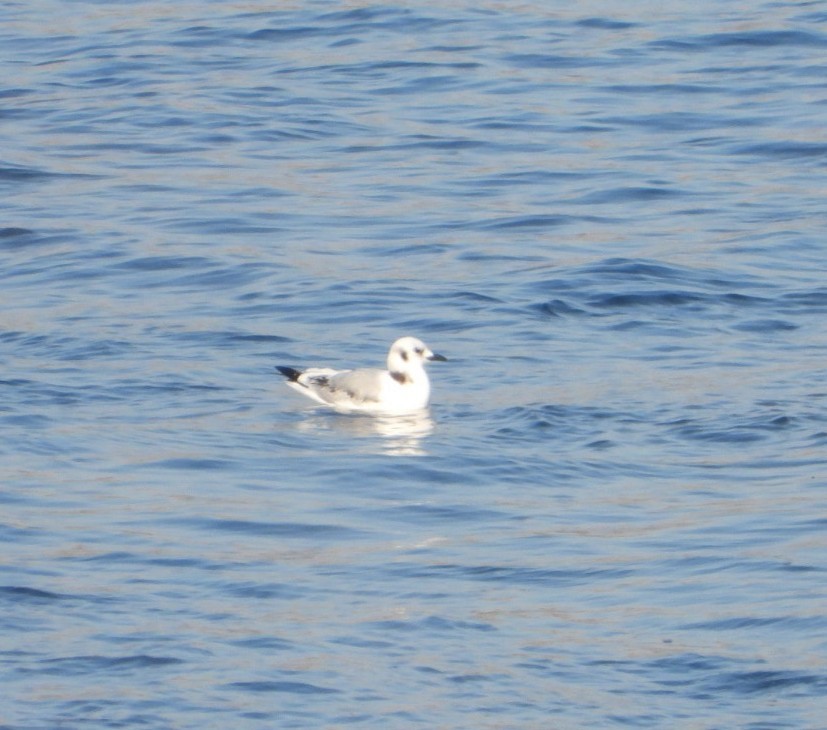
[732,141,827,161]
[503,52,607,69]
[227,680,339,695]
[147,458,235,471]
[0,164,54,182]
[712,669,827,696]
[665,410,797,445]
[680,615,826,631]
[588,290,707,309]
[574,185,683,204]
[731,319,797,333]
[530,299,586,317]
[0,228,77,250]
[372,502,508,525]
[29,654,183,677]
[169,517,368,540]
[392,561,632,586]
[0,226,35,239]
[576,18,638,30]
[0,585,64,603]
[650,29,827,51]
[367,615,495,633]
[781,288,827,310]
[216,580,304,600]
[477,214,575,231]
[701,30,827,49]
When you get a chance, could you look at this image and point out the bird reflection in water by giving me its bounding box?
[295,409,435,456]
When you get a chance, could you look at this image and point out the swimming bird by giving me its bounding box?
[275,336,446,414]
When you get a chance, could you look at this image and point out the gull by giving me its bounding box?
[275,336,446,414]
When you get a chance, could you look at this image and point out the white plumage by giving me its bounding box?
[276,336,446,414]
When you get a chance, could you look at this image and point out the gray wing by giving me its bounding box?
[312,368,386,405]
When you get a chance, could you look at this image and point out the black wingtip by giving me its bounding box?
[275,366,302,382]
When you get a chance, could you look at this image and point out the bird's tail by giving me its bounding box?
[275,366,302,382]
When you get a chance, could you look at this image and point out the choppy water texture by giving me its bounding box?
[2,1,827,728]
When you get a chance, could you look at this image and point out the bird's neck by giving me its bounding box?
[390,367,427,386]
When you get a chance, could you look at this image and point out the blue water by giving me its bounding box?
[2,1,826,728]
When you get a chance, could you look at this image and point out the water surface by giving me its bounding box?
[2,2,826,728]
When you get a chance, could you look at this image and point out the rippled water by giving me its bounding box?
[2,2,826,728]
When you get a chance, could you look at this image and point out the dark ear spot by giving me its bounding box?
[400,350,408,362]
